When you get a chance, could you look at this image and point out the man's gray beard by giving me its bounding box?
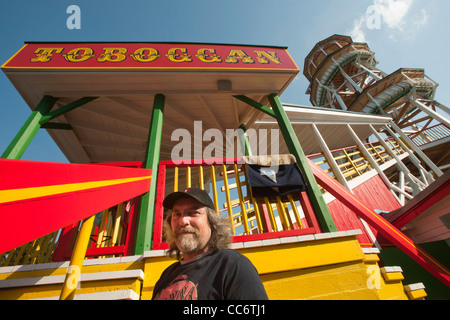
[175,232,203,254]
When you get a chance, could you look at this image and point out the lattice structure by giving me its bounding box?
[304,35,450,133]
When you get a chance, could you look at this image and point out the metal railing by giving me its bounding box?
[0,197,140,267]
[0,231,58,266]
[408,123,450,147]
[307,137,406,187]
[151,158,322,250]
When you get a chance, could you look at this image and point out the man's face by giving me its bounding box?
[170,197,212,259]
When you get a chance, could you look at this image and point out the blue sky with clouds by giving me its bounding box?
[1,0,449,162]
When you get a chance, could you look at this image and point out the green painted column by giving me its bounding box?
[268,93,337,232]
[39,97,97,124]
[2,96,98,160]
[1,95,58,159]
[238,124,252,157]
[134,94,165,255]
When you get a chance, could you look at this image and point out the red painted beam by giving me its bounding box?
[151,163,166,251]
[159,158,243,168]
[308,159,450,288]
[384,171,450,228]
[232,227,317,243]
[85,245,126,257]
[0,159,151,254]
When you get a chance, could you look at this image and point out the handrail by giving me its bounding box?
[407,123,450,147]
[307,138,405,186]
[51,196,141,262]
[151,157,322,250]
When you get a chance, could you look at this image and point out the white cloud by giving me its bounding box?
[349,16,367,42]
[414,8,429,28]
[375,0,412,31]
[348,0,429,43]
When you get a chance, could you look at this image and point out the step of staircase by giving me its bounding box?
[0,256,144,300]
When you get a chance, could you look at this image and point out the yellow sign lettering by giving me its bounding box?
[30,48,64,62]
[254,51,282,64]
[63,47,95,63]
[97,48,127,62]
[225,50,255,64]
[23,45,289,68]
[165,48,193,63]
[195,48,222,63]
[131,48,161,63]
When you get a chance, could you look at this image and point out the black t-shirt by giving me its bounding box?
[152,249,268,300]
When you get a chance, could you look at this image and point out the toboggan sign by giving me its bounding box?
[2,43,299,71]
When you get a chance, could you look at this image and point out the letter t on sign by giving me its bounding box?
[67,5,81,30]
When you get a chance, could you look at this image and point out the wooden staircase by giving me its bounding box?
[0,229,428,300]
[0,256,144,300]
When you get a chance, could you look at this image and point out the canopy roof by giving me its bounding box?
[2,42,299,163]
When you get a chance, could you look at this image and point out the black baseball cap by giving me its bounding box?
[163,188,215,210]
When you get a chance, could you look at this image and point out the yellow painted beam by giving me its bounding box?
[241,237,365,275]
[261,261,379,300]
[2,236,418,301]
[381,268,405,282]
[0,259,144,300]
[60,215,96,300]
[406,288,427,300]
[142,254,174,300]
[0,175,151,204]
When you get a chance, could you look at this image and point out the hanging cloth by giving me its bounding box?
[244,155,307,202]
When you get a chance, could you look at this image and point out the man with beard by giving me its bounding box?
[152,188,268,300]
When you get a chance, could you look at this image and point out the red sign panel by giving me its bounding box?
[2,43,299,71]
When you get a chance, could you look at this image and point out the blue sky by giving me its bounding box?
[1,0,449,163]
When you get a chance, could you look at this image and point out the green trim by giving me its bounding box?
[2,95,97,160]
[238,124,252,157]
[267,94,337,232]
[39,97,98,123]
[24,41,289,50]
[41,122,73,130]
[235,94,337,232]
[1,95,58,159]
[134,94,165,255]
[233,95,276,118]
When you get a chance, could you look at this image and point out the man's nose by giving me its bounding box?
[179,214,191,226]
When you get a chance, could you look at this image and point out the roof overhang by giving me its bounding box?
[2,42,299,163]
[253,104,393,156]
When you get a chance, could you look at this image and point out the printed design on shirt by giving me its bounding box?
[154,275,198,300]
